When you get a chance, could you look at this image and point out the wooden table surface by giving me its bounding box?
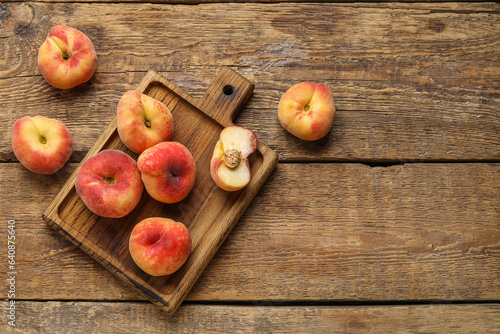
[1,1,499,333]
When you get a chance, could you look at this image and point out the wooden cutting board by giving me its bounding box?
[42,67,279,314]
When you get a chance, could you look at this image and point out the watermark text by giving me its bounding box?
[6,220,16,327]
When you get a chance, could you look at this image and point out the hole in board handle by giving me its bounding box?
[223,85,234,95]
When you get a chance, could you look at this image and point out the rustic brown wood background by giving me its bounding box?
[1,1,499,332]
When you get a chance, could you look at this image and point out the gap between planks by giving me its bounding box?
[9,299,500,307]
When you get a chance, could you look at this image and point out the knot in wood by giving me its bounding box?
[224,149,241,169]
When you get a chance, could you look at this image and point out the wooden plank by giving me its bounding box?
[3,301,500,333]
[1,162,499,301]
[1,3,499,161]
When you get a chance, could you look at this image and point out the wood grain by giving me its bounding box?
[3,301,500,333]
[2,0,498,331]
[2,162,499,301]
[1,2,499,162]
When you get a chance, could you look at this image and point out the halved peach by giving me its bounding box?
[210,126,258,191]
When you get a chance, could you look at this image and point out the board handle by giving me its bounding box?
[197,67,255,128]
